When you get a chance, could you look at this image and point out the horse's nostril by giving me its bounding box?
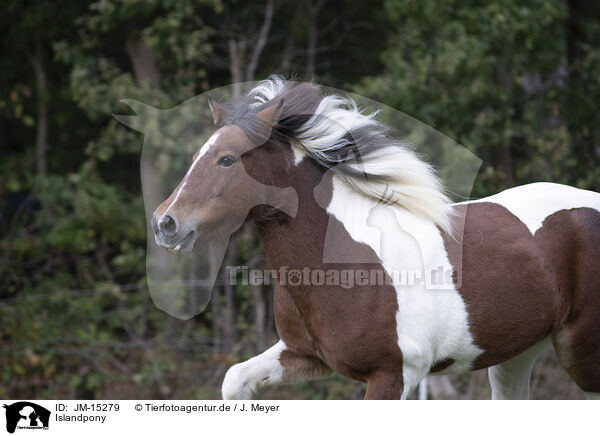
[151,215,159,235]
[158,214,177,236]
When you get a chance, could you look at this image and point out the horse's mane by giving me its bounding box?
[218,76,453,234]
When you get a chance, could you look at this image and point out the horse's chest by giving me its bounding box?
[273,282,404,381]
[273,285,323,357]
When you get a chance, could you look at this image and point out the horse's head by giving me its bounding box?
[152,98,298,252]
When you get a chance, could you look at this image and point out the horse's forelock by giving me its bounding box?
[218,78,322,144]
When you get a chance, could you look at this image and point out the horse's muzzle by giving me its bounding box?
[152,213,196,253]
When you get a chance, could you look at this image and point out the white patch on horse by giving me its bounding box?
[198,131,221,158]
[462,182,600,234]
[488,338,550,399]
[166,132,220,214]
[222,340,286,400]
[291,145,306,165]
[326,176,483,391]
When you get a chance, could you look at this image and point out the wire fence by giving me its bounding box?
[0,282,588,400]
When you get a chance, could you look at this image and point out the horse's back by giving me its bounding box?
[447,182,600,370]
[464,182,600,234]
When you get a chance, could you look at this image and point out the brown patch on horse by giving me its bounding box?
[245,140,404,397]
[443,202,558,369]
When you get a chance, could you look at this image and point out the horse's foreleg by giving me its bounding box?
[364,372,404,400]
[222,340,331,399]
[222,340,287,400]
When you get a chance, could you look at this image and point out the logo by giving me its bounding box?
[3,402,50,434]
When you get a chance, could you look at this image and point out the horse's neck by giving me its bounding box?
[256,169,439,275]
[256,181,329,272]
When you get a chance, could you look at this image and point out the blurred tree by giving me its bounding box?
[0,0,221,399]
[0,0,90,182]
[565,0,600,188]
[359,0,599,195]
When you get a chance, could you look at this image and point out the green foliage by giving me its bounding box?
[359,0,600,195]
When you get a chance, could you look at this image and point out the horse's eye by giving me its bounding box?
[218,156,236,167]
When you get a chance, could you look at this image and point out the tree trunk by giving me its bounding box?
[498,143,515,187]
[266,285,275,339]
[222,240,237,350]
[566,0,600,171]
[125,36,163,214]
[306,0,325,78]
[125,38,161,88]
[29,40,48,176]
[494,69,516,187]
[246,0,275,82]
[279,2,303,71]
[252,283,266,351]
[125,37,163,249]
[228,39,246,98]
[212,281,223,351]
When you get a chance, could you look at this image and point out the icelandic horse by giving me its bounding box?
[151,77,600,399]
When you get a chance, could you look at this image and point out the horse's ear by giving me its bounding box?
[257,99,284,127]
[207,95,225,126]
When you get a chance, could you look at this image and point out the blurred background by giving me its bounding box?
[1,0,599,399]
